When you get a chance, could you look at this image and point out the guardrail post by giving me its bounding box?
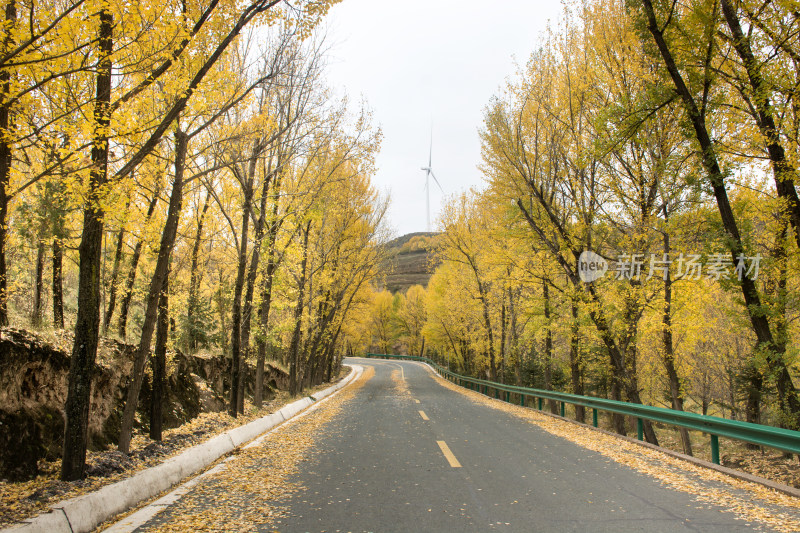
[637,418,644,441]
[560,402,565,417]
[538,397,543,410]
[520,394,525,406]
[711,435,720,464]
[592,408,598,427]
[505,391,510,403]
[494,388,499,400]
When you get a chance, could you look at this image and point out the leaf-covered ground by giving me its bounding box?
[657,429,800,489]
[119,365,374,532]
[431,370,800,533]
[390,367,410,396]
[0,381,338,529]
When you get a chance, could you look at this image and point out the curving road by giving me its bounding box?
[113,358,798,532]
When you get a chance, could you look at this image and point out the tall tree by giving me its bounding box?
[0,0,17,326]
[149,264,169,441]
[118,128,187,454]
[61,4,113,481]
[635,0,800,426]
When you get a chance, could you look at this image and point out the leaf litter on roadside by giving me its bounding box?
[0,382,338,529]
[390,368,410,396]
[430,370,800,533]
[144,368,372,532]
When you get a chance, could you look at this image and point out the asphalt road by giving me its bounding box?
[120,358,797,532]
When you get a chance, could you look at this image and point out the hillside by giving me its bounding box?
[379,232,441,293]
[0,328,288,481]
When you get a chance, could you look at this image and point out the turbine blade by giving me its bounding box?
[430,170,444,192]
[428,136,432,168]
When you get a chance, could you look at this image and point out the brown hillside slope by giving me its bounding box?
[378,232,441,293]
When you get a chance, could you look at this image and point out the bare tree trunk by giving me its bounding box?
[509,286,521,386]
[324,341,336,382]
[104,218,127,333]
[0,0,16,327]
[774,227,793,431]
[660,224,692,454]
[543,279,558,415]
[150,267,169,441]
[255,252,277,406]
[118,129,187,454]
[31,239,45,327]
[610,377,625,434]
[255,173,283,407]
[216,269,229,356]
[186,193,211,352]
[237,360,247,413]
[477,276,496,381]
[621,289,659,446]
[289,221,311,396]
[321,321,344,384]
[255,341,267,406]
[62,5,112,481]
[229,185,252,416]
[52,237,64,328]
[570,299,585,423]
[239,166,275,413]
[743,361,763,451]
[499,294,507,384]
[118,191,159,339]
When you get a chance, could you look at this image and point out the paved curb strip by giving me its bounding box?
[3,365,360,533]
[416,362,800,500]
[101,365,364,533]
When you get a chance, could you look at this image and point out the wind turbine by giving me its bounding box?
[421,134,443,232]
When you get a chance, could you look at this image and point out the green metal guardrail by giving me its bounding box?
[364,353,800,465]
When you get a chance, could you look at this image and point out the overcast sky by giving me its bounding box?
[322,1,565,238]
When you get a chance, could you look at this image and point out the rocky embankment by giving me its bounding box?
[0,328,287,481]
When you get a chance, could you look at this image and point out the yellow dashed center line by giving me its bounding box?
[436,440,462,468]
[418,410,429,421]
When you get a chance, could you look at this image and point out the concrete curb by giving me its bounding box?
[4,364,360,533]
[416,361,800,500]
